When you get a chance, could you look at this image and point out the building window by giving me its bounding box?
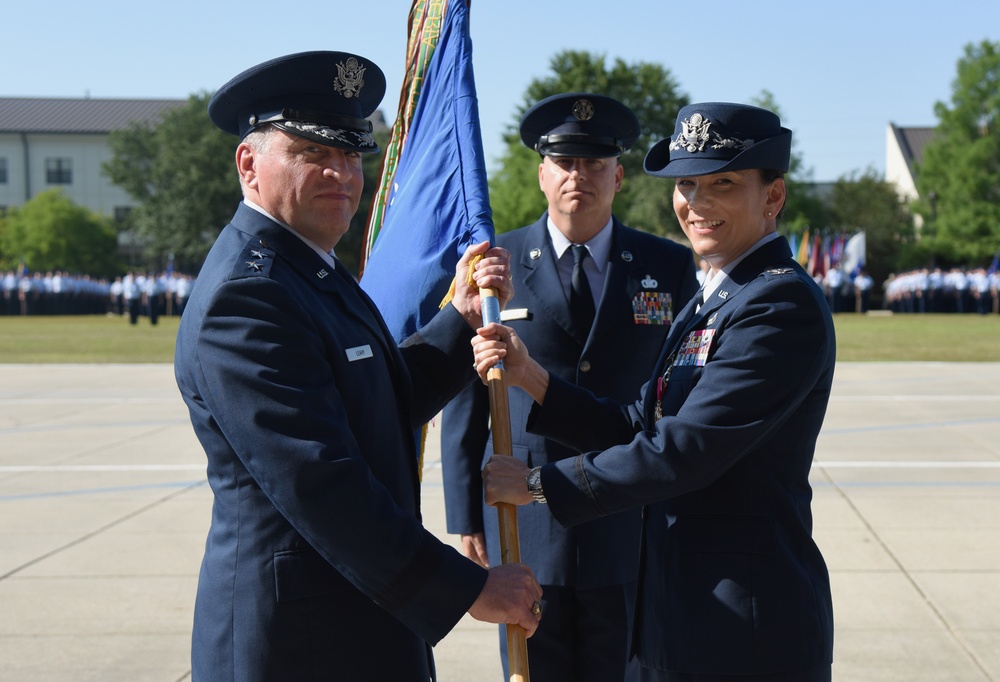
[0,158,7,184]
[46,158,72,185]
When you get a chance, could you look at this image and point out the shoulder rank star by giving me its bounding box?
[246,260,262,272]
[250,250,267,260]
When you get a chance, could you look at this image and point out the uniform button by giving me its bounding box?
[579,360,591,373]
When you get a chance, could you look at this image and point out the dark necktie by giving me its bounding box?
[694,287,705,312]
[570,244,595,336]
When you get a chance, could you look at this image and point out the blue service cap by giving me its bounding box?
[208,51,385,154]
[519,93,640,158]
[644,102,791,177]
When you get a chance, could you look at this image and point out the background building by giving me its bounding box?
[0,97,185,218]
[886,123,936,201]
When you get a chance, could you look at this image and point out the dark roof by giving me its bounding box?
[890,123,937,171]
[0,97,187,134]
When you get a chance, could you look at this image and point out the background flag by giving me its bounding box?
[797,228,810,267]
[830,232,845,268]
[808,234,822,278]
[359,0,494,343]
[842,230,867,277]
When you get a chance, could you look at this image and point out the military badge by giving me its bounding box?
[669,111,754,155]
[572,98,595,121]
[334,57,366,99]
[670,113,712,153]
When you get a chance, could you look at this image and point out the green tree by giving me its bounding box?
[343,127,392,277]
[105,94,387,278]
[914,40,1000,265]
[750,90,834,237]
[103,92,241,272]
[488,50,689,238]
[0,189,120,277]
[829,169,915,298]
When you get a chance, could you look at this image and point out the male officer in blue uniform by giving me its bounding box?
[174,51,542,682]
[441,93,698,682]
[476,102,836,681]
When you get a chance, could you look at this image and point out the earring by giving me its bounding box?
[767,211,772,217]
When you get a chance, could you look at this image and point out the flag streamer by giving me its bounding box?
[360,0,493,343]
[356,5,530,678]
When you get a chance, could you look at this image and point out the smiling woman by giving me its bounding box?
[476,102,839,681]
[671,169,785,270]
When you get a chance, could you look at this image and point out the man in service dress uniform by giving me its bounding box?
[441,93,698,682]
[174,51,542,682]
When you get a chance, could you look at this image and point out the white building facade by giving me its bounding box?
[0,97,185,218]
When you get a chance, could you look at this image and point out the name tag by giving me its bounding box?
[346,344,373,362]
[501,308,531,321]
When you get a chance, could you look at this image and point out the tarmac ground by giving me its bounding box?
[1,362,999,681]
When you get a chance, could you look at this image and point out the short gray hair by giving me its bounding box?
[239,125,274,194]
[242,125,274,154]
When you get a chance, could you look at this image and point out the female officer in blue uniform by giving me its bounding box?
[175,51,541,682]
[475,103,835,681]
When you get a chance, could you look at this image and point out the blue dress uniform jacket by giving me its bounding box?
[175,203,487,682]
[442,214,697,589]
[528,236,836,678]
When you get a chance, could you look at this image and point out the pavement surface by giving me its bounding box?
[1,362,998,681]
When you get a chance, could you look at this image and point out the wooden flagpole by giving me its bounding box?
[480,285,530,681]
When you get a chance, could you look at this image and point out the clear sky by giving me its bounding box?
[4,0,997,182]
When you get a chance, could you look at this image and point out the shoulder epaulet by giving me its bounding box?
[230,238,276,280]
[764,267,795,276]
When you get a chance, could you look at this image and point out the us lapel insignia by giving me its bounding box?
[718,290,729,299]
[530,248,542,260]
[621,250,633,262]
[317,269,329,279]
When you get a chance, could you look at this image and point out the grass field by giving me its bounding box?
[0,315,181,363]
[1,312,999,363]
